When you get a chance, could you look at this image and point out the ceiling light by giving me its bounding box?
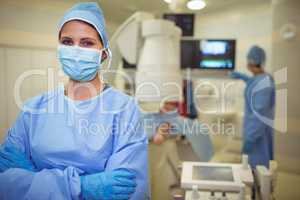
[187,0,206,10]
[164,0,172,4]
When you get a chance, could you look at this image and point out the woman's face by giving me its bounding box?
[59,20,103,50]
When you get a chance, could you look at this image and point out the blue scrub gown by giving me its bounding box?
[142,112,213,162]
[242,73,275,168]
[0,86,149,200]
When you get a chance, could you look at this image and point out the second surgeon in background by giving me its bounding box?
[231,45,275,169]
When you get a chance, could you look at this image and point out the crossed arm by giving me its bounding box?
[0,103,149,200]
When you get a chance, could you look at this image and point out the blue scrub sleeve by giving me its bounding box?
[230,72,251,82]
[2,111,30,155]
[105,100,150,200]
[246,84,274,142]
[0,167,81,200]
[0,111,81,200]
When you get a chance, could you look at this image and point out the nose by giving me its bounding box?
[73,40,81,47]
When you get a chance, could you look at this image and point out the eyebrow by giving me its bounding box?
[80,38,97,42]
[60,36,73,40]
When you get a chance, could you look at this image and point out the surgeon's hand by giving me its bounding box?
[80,169,137,200]
[153,123,171,145]
[0,145,36,172]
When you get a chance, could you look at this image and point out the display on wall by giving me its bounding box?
[163,14,194,36]
[181,39,236,70]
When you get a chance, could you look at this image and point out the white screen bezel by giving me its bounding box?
[181,162,243,192]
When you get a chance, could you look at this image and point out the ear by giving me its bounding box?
[101,50,108,63]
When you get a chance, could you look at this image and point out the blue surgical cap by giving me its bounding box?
[247,45,266,66]
[58,2,110,52]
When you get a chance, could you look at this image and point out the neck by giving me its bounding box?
[253,69,265,76]
[66,75,104,101]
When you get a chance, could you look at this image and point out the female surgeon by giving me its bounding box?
[0,2,149,200]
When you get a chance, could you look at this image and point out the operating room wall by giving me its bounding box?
[0,46,59,142]
[271,0,300,174]
[0,0,119,49]
[0,49,6,139]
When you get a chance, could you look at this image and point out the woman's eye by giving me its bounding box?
[61,40,73,46]
[81,41,94,47]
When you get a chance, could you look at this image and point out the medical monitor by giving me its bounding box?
[181,162,244,192]
[180,39,236,70]
[199,40,236,70]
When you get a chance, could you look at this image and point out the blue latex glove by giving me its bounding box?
[80,169,137,200]
[0,145,36,172]
[242,140,255,154]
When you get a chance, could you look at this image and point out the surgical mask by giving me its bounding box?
[58,45,104,82]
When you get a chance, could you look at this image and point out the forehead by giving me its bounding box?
[60,20,100,38]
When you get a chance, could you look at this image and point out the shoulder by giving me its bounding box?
[252,74,274,87]
[22,87,62,114]
[105,87,132,102]
[263,74,275,87]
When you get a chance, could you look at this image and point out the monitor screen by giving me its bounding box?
[192,166,234,182]
[163,14,194,36]
[180,39,236,70]
[199,40,236,70]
